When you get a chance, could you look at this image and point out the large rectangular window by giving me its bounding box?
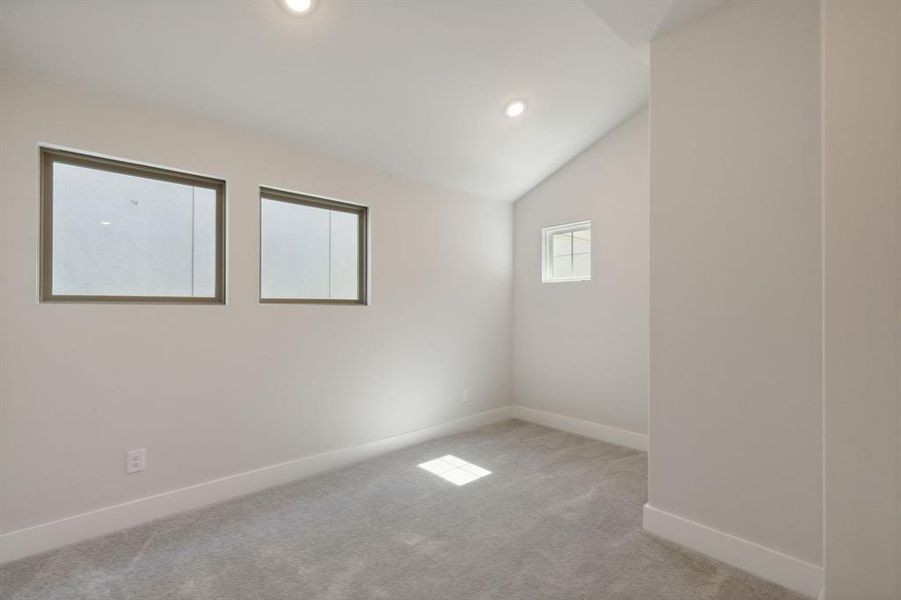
[260,187,367,304]
[40,148,226,303]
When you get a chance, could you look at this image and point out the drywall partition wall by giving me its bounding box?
[513,108,649,442]
[822,0,900,598]
[0,69,513,549]
[646,0,823,594]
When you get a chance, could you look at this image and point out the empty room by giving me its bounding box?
[0,1,898,599]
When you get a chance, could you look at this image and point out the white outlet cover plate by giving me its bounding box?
[126,448,146,474]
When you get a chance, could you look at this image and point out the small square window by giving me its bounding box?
[260,187,368,304]
[542,221,591,283]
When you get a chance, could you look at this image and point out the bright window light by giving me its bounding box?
[40,147,225,303]
[259,188,367,304]
[418,455,491,486]
[541,220,591,283]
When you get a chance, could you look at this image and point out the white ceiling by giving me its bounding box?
[0,1,713,202]
[583,0,728,63]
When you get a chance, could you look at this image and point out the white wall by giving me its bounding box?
[513,109,649,437]
[648,0,822,569]
[822,1,900,597]
[0,69,513,536]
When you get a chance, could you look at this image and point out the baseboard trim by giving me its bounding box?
[643,503,823,598]
[0,407,514,565]
[511,405,648,451]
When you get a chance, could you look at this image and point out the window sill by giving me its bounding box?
[542,278,591,284]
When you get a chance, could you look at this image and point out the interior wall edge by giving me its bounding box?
[511,405,648,452]
[643,503,824,598]
[0,407,515,565]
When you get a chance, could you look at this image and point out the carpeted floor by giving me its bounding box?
[1,420,809,600]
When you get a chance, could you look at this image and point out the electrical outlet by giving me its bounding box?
[462,389,471,404]
[126,448,146,474]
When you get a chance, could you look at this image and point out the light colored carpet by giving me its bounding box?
[1,420,809,599]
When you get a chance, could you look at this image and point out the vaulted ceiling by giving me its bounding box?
[0,1,724,201]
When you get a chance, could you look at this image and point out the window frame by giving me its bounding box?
[258,186,369,306]
[541,220,592,283]
[40,147,227,304]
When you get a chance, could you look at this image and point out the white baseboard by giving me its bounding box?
[0,407,514,565]
[511,405,648,451]
[643,504,823,598]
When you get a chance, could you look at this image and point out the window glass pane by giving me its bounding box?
[329,210,359,300]
[552,232,572,257]
[553,255,573,279]
[542,221,590,283]
[572,253,591,279]
[260,192,366,303]
[260,199,330,299]
[572,229,590,255]
[50,161,219,298]
[191,187,217,297]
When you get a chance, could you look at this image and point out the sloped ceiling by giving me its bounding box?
[0,1,723,202]
[583,0,729,63]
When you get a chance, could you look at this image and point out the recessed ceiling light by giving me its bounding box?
[504,99,527,118]
[280,0,314,15]
[99,221,112,225]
